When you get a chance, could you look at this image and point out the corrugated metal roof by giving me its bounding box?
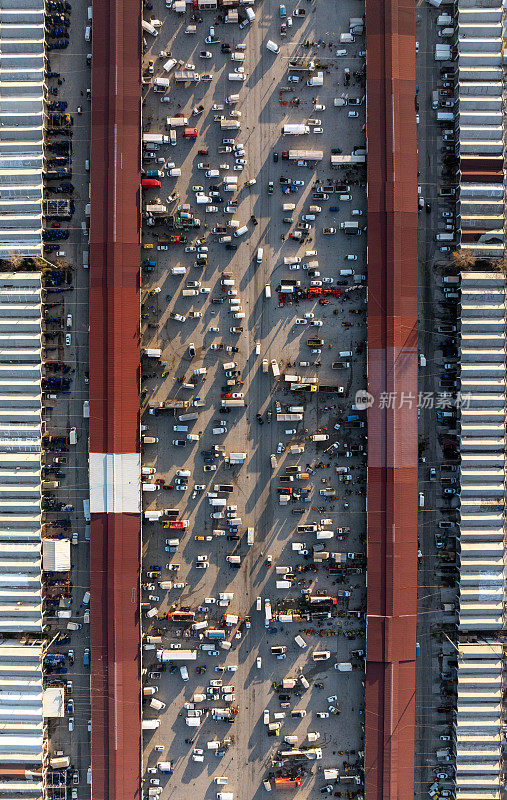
[0,275,43,788]
[89,0,142,792]
[456,3,505,251]
[0,1,44,258]
[365,2,418,800]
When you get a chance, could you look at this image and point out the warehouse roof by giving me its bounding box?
[0,0,44,258]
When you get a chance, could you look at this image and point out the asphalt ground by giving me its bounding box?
[139,0,370,798]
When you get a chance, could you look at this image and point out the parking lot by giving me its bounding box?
[41,0,93,792]
[414,3,461,799]
[139,0,369,796]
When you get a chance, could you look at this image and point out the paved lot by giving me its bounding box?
[140,0,368,798]
[43,1,93,790]
[415,3,459,798]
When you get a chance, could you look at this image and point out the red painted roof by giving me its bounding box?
[88,0,142,792]
[365,1,418,798]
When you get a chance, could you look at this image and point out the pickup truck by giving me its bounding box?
[218,146,232,153]
[306,337,324,347]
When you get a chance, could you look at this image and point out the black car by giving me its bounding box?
[273,151,278,163]
[425,202,431,213]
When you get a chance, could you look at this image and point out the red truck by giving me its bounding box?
[142,178,162,188]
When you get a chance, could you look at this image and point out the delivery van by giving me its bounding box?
[313,650,331,661]
[267,39,280,53]
[154,77,170,91]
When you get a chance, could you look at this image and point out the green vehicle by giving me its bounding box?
[268,181,274,194]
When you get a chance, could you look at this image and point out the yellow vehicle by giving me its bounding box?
[143,243,154,249]
[195,535,205,541]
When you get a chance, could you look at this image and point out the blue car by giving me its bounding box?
[329,206,340,212]
[279,4,286,16]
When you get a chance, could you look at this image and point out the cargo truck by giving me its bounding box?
[283,124,310,135]
[288,150,323,161]
[157,649,197,661]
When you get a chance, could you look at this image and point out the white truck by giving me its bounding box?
[283,124,310,135]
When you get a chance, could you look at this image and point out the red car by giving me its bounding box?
[198,148,208,155]
[221,393,231,399]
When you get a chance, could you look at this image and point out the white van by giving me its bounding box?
[171,266,186,275]
[295,635,307,648]
[266,40,280,53]
[85,25,91,41]
[264,284,271,298]
[419,492,425,508]
[256,248,263,263]
[245,6,255,21]
[313,650,331,661]
[234,225,248,238]
[180,665,189,681]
